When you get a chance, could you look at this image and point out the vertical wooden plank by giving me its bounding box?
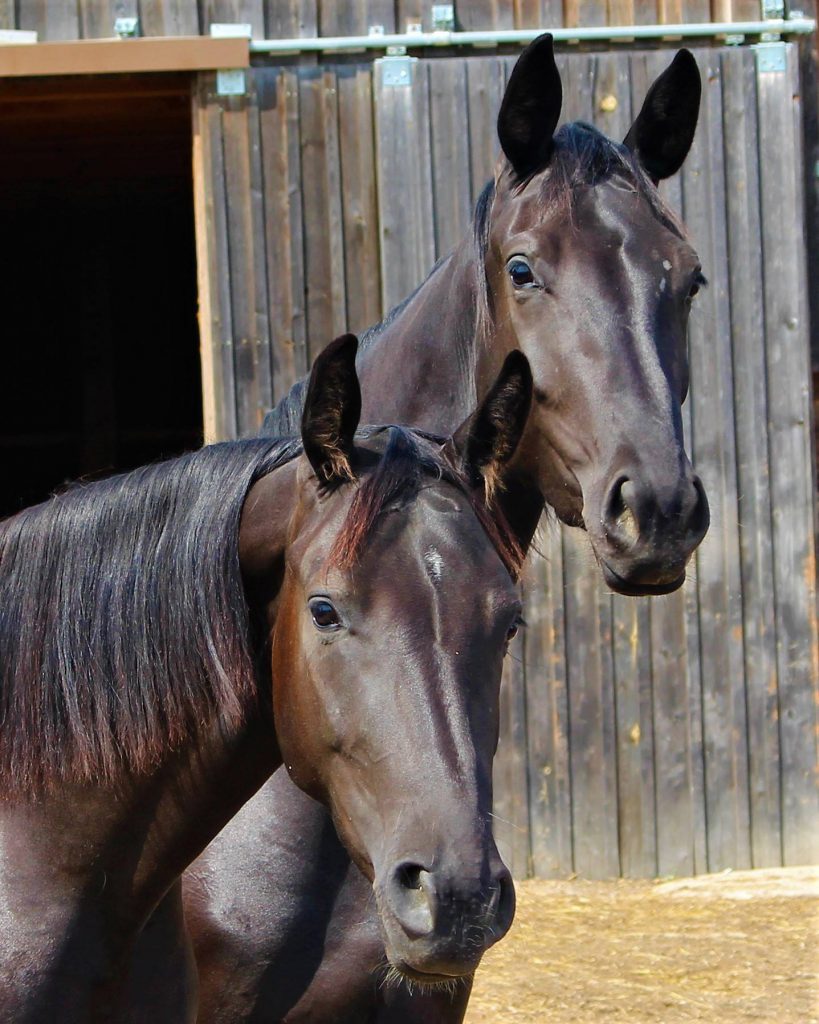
[524,531,573,878]
[201,0,265,36]
[562,528,620,879]
[465,56,506,200]
[721,46,782,868]
[262,0,317,36]
[396,0,435,30]
[681,48,750,873]
[192,74,238,442]
[0,0,14,30]
[138,0,200,35]
[608,0,635,23]
[221,75,274,436]
[513,0,564,27]
[455,0,515,28]
[18,1,80,39]
[564,0,607,25]
[374,57,435,312]
[428,58,473,258]
[337,64,382,336]
[493,630,532,878]
[318,0,395,34]
[258,65,309,401]
[299,66,347,360]
[757,43,819,866]
[632,1,660,23]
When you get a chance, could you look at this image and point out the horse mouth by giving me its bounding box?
[385,960,474,992]
[601,561,686,597]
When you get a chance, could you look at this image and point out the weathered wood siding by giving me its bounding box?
[192,43,818,878]
[2,1,784,40]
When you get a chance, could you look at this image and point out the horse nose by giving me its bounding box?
[603,471,709,553]
[382,860,515,974]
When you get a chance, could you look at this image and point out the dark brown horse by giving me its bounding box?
[0,337,532,1022]
[176,35,710,1024]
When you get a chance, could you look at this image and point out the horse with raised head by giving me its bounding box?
[178,33,710,1024]
[0,337,532,1022]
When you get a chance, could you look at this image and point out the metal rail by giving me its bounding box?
[249,18,816,56]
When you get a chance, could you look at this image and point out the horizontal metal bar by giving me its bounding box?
[249,19,815,55]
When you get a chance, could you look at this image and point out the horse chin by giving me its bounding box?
[381,959,474,994]
[599,559,687,597]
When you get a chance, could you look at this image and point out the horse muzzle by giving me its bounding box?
[375,858,516,980]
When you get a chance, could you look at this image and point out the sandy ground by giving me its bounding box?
[466,867,819,1023]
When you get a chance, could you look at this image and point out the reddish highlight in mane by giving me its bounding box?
[328,427,524,581]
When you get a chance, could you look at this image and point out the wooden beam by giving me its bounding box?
[0,36,248,78]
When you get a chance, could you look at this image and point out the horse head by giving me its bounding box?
[484,35,708,596]
[241,335,533,983]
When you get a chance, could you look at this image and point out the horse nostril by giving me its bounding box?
[688,475,710,539]
[398,864,423,891]
[386,862,435,940]
[605,476,640,546]
[492,870,516,938]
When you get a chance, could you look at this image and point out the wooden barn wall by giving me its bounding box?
[1,0,795,40]
[192,43,818,879]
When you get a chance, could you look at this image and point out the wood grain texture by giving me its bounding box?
[374,55,435,311]
[192,74,238,441]
[139,0,200,35]
[428,58,472,257]
[18,0,81,40]
[200,0,265,37]
[257,65,309,399]
[337,64,382,335]
[299,66,347,360]
[757,43,819,867]
[720,46,782,868]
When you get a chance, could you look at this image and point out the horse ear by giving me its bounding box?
[301,333,361,488]
[497,33,562,181]
[453,351,533,501]
[623,49,701,184]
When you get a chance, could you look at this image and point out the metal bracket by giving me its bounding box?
[216,69,247,95]
[754,40,787,73]
[378,54,417,87]
[432,4,455,31]
[114,17,139,38]
[210,22,253,38]
[0,29,37,43]
[761,0,785,18]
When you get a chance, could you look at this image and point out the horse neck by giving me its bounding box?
[356,239,481,434]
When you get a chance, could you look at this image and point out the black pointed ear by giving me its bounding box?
[623,49,701,184]
[497,33,562,181]
[301,334,361,488]
[453,351,533,501]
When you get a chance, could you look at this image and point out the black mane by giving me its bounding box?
[0,437,299,796]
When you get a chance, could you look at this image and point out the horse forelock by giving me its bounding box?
[328,427,524,580]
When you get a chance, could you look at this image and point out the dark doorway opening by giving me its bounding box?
[0,74,202,518]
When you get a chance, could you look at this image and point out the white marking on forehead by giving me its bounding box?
[662,259,672,271]
[659,277,667,292]
[424,546,445,584]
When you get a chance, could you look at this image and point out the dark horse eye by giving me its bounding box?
[507,258,535,289]
[308,598,342,632]
[506,615,526,644]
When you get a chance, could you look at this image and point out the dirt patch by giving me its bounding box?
[467,868,819,1023]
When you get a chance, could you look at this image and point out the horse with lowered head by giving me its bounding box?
[0,337,533,1022]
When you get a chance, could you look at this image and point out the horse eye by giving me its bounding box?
[506,615,526,644]
[507,258,535,288]
[308,598,342,631]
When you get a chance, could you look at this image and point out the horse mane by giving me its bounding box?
[0,437,299,798]
[329,426,524,581]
